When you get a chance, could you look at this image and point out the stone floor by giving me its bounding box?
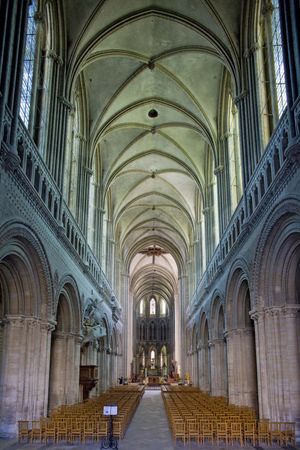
[0,391,298,450]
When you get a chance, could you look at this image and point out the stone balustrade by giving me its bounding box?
[191,108,294,308]
[12,116,118,306]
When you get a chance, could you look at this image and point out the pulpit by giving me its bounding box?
[80,365,98,400]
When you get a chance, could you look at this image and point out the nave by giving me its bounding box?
[0,0,300,442]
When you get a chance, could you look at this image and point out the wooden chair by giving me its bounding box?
[82,421,95,442]
[30,420,42,442]
[56,421,68,443]
[216,422,228,445]
[18,420,30,442]
[69,420,82,443]
[44,421,56,443]
[112,420,123,439]
[95,420,108,441]
[187,421,200,444]
[281,421,296,446]
[243,421,257,445]
[201,421,214,444]
[173,420,186,445]
[257,420,270,445]
[230,422,243,446]
[269,422,284,446]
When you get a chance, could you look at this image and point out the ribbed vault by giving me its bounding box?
[64,0,242,371]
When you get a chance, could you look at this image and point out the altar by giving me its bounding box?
[148,375,160,385]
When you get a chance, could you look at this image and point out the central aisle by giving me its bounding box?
[119,389,174,450]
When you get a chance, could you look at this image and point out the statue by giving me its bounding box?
[83,299,106,343]
[170,359,178,378]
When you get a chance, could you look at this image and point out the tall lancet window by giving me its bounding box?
[257,0,287,147]
[139,299,145,316]
[20,0,37,127]
[271,0,287,117]
[150,298,156,315]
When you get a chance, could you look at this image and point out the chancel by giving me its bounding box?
[0,0,299,446]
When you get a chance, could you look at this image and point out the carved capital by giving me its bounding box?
[84,166,93,176]
[41,320,56,333]
[214,165,224,175]
[75,133,87,143]
[234,90,248,105]
[5,315,25,327]
[243,43,259,58]
[47,50,63,66]
[58,96,73,112]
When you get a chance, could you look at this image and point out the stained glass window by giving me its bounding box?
[150,298,156,315]
[20,0,37,127]
[271,0,287,116]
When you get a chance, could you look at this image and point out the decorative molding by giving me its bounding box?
[214,165,224,175]
[234,90,248,105]
[58,96,74,111]
[47,50,63,66]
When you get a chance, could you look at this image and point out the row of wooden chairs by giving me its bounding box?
[162,388,295,447]
[18,418,108,443]
[169,419,295,446]
[18,385,144,443]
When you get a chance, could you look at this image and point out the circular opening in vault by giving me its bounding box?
[148,109,158,118]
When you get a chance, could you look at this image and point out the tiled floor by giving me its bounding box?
[0,391,298,450]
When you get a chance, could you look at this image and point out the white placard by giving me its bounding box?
[110,406,118,416]
[103,406,111,416]
[103,405,118,416]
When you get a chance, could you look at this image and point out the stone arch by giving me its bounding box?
[252,199,300,423]
[225,265,257,409]
[189,323,198,387]
[225,258,250,330]
[0,223,53,435]
[49,278,82,411]
[0,221,52,318]
[253,198,300,308]
[54,276,81,333]
[210,295,227,397]
[110,327,119,385]
[198,312,210,392]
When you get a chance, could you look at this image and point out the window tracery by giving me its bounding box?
[20,1,37,127]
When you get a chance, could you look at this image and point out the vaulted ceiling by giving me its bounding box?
[64,0,242,303]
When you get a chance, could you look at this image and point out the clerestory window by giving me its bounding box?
[20,0,37,127]
[257,0,287,148]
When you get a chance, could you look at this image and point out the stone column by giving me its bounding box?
[44,50,63,182]
[98,339,106,393]
[210,338,227,397]
[243,45,262,169]
[192,350,198,387]
[226,328,257,408]
[214,164,229,234]
[178,275,188,377]
[202,207,213,262]
[121,272,131,377]
[198,344,210,393]
[252,306,300,422]
[234,91,250,187]
[0,316,55,435]
[48,331,81,411]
